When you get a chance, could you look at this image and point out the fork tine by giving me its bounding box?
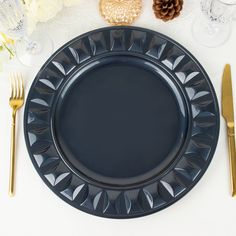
[14,73,18,99]
[20,73,24,99]
[15,73,18,99]
[12,74,16,99]
[18,73,21,99]
[18,74,21,99]
[16,73,20,99]
[9,72,24,100]
[15,74,18,99]
[10,74,13,99]
[22,75,24,98]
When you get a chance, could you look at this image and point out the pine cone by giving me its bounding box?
[153,0,183,22]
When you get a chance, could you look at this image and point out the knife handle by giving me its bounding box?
[227,125,236,197]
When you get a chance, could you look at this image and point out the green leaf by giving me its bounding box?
[2,42,14,58]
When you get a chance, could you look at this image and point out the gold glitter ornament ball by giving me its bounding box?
[100,0,142,26]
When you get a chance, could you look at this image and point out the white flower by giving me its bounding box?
[22,0,80,34]
[35,0,63,22]
[23,0,64,34]
[63,0,80,7]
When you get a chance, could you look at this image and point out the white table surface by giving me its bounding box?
[1,0,236,235]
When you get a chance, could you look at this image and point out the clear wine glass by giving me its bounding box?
[0,0,53,67]
[192,0,236,47]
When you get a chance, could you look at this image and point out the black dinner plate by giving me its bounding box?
[24,26,219,218]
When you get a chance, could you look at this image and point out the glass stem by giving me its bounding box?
[206,21,219,35]
[21,35,41,54]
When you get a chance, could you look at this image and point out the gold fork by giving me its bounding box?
[9,73,24,197]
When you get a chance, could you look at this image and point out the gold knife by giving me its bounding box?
[222,64,236,197]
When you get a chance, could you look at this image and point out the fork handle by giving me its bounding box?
[9,110,16,197]
[227,125,236,197]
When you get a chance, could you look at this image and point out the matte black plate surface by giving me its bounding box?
[24,26,219,218]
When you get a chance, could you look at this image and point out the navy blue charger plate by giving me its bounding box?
[24,26,219,218]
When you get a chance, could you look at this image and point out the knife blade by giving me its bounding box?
[222,64,236,197]
[222,64,235,123]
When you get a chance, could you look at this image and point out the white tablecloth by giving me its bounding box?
[1,1,236,235]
